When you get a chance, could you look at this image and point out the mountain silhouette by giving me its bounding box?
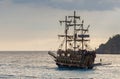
[96,34,120,54]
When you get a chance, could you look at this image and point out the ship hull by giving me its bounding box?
[56,62,94,69]
[54,50,96,69]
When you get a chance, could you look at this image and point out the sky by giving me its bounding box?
[0,0,120,51]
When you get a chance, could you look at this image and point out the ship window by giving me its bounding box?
[62,53,65,56]
[67,54,70,57]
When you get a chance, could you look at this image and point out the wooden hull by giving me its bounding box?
[56,62,94,69]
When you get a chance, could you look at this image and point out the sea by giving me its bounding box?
[0,51,120,79]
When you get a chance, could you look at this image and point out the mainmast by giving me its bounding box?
[73,11,77,51]
[68,11,80,51]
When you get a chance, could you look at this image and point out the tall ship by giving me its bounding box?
[48,11,96,69]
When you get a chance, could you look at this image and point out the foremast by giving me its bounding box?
[59,11,90,52]
[59,16,71,52]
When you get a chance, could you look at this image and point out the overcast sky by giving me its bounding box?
[0,0,120,51]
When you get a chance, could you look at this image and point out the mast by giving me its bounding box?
[65,16,68,51]
[78,21,90,50]
[81,22,84,50]
[59,16,71,51]
[73,11,76,51]
[68,11,80,51]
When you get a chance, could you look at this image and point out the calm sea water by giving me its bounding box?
[0,51,120,79]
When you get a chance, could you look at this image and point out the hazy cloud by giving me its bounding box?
[11,0,120,11]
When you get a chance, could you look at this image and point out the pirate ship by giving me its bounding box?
[48,11,96,69]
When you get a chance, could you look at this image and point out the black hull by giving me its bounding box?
[56,63,93,69]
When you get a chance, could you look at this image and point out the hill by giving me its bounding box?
[96,34,120,54]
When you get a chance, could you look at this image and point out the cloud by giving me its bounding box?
[1,0,120,11]
[10,0,120,11]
